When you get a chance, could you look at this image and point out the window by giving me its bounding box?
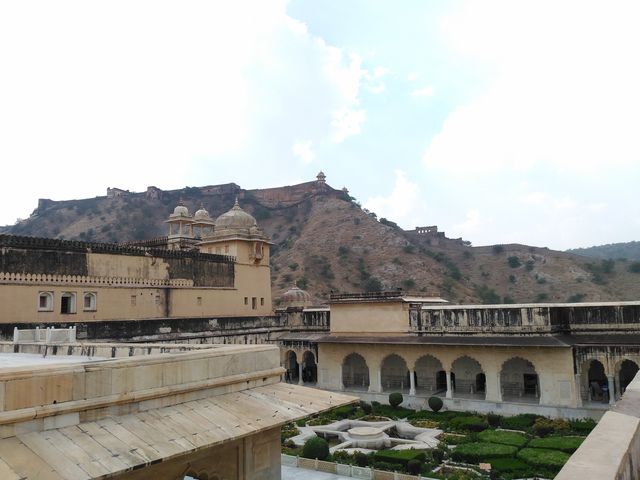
[38,292,54,311]
[244,297,248,305]
[131,295,137,306]
[83,292,97,311]
[224,245,229,254]
[197,296,202,306]
[252,297,257,310]
[60,292,76,314]
[260,297,264,306]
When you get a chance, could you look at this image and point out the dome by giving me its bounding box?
[193,205,211,221]
[171,202,190,218]
[215,199,257,229]
[282,285,312,307]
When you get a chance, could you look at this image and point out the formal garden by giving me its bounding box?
[281,394,596,479]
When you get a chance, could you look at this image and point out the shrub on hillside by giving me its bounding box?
[389,392,404,408]
[428,396,443,412]
[302,437,329,460]
[507,256,521,268]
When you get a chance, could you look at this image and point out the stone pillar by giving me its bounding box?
[486,371,502,403]
[574,374,583,407]
[607,375,615,405]
[409,370,416,396]
[369,367,382,394]
[298,362,303,385]
[446,370,453,399]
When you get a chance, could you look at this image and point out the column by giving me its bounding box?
[369,367,382,393]
[446,370,453,399]
[486,371,502,403]
[409,370,416,396]
[607,375,615,405]
[574,374,583,407]
[298,362,304,385]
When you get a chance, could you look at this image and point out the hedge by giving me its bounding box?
[374,449,427,466]
[500,413,542,430]
[450,442,518,463]
[477,429,529,447]
[517,447,571,469]
[302,437,329,460]
[448,416,488,432]
[486,457,531,474]
[528,436,584,453]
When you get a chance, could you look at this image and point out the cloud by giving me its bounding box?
[426,1,640,174]
[453,209,482,236]
[291,141,315,164]
[363,170,427,228]
[411,86,434,97]
[0,0,368,223]
[407,73,418,82]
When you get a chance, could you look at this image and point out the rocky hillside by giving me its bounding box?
[6,182,640,305]
[567,241,640,261]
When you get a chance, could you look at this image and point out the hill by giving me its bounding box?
[567,241,640,261]
[6,179,640,305]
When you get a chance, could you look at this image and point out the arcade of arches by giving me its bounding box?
[315,342,640,411]
[283,349,317,385]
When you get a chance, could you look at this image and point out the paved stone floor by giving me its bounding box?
[282,465,353,480]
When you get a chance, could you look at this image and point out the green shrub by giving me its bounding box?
[533,417,570,437]
[389,392,404,408]
[500,413,541,430]
[332,405,355,419]
[428,396,443,412]
[629,261,640,273]
[431,446,446,464]
[371,403,414,419]
[486,457,531,474]
[517,447,570,469]
[372,461,403,472]
[302,437,329,460]
[569,418,596,435]
[451,442,517,463]
[492,245,505,254]
[449,416,488,432]
[477,429,528,447]
[487,413,501,427]
[374,449,426,466]
[528,436,584,453]
[355,451,369,467]
[407,459,421,475]
[507,256,521,268]
[360,401,372,415]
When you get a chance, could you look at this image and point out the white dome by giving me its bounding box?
[194,205,211,220]
[172,203,190,217]
[215,199,257,229]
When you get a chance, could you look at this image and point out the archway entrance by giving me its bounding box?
[381,354,409,392]
[451,356,485,399]
[619,359,639,396]
[285,350,299,383]
[500,357,539,403]
[586,360,608,403]
[415,355,444,394]
[302,351,317,384]
[342,353,370,391]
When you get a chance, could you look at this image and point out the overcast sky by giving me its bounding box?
[1,0,639,250]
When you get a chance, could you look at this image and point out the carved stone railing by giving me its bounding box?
[0,272,194,287]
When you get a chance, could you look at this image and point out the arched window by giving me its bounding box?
[38,292,54,311]
[83,292,97,311]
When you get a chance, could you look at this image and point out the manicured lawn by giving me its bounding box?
[451,442,518,462]
[528,435,584,453]
[486,457,531,474]
[517,447,571,469]
[374,449,427,466]
[477,429,529,447]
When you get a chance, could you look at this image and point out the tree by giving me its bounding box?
[388,392,403,408]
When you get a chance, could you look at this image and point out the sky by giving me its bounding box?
[1,0,639,250]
